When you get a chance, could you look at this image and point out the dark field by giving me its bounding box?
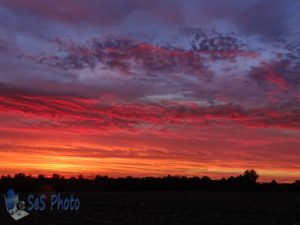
[1,191,300,225]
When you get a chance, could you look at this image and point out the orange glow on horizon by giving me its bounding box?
[1,143,300,183]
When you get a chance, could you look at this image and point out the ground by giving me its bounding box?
[1,191,300,225]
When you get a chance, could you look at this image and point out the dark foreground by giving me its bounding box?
[1,191,300,225]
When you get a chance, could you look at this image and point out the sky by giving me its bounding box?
[0,0,300,182]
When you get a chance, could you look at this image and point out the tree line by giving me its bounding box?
[1,169,300,192]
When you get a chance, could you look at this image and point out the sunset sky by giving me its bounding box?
[0,0,300,182]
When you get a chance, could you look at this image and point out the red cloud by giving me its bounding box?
[250,60,300,91]
[1,93,300,131]
[44,36,258,80]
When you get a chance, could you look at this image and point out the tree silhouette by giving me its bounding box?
[14,173,26,180]
[38,174,46,180]
[0,169,299,192]
[242,169,259,184]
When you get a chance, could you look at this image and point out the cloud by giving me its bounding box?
[0,0,184,26]
[48,37,212,79]
[0,0,300,181]
[1,93,300,131]
[249,58,300,91]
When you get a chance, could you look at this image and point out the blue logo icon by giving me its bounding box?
[3,188,80,221]
[4,189,29,221]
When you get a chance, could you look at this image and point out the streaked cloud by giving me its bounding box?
[0,0,299,181]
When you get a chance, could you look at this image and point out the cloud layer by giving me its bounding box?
[0,0,300,181]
